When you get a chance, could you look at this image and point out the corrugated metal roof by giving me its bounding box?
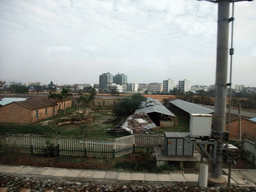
[140,97,163,108]
[169,99,214,115]
[250,117,256,123]
[0,97,27,106]
[135,104,176,117]
[14,99,57,110]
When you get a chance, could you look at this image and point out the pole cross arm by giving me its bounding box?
[185,136,218,164]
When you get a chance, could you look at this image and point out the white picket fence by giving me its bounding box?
[0,134,164,158]
[0,134,134,158]
[135,134,164,147]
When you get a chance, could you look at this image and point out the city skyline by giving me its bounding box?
[1,0,255,86]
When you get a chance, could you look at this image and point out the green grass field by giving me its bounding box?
[0,105,189,137]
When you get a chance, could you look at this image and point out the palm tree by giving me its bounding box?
[48,88,72,116]
[60,87,72,115]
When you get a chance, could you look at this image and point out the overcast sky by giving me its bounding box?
[0,0,255,86]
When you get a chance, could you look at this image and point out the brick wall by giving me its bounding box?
[57,100,72,110]
[225,118,256,140]
[0,103,32,123]
[31,105,58,123]
[0,103,58,124]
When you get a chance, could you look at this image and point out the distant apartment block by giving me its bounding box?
[138,83,148,91]
[163,79,174,94]
[147,83,163,93]
[127,83,139,92]
[178,79,190,93]
[113,73,127,85]
[234,85,245,92]
[99,72,113,91]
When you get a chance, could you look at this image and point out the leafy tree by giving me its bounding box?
[110,87,119,96]
[112,93,146,118]
[34,85,42,94]
[9,85,28,94]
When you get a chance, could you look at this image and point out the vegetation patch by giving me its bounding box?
[0,124,57,136]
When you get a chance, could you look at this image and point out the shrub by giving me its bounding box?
[112,93,146,118]
[43,140,58,158]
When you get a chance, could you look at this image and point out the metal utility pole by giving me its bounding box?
[212,0,230,179]
[199,0,253,184]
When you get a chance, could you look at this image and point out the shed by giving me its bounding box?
[135,98,177,127]
[164,132,194,156]
[169,99,214,117]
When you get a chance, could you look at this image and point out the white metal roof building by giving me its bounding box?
[169,99,214,115]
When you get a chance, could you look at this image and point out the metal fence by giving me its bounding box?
[0,134,164,158]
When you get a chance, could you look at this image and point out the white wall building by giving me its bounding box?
[127,83,139,92]
[178,79,190,93]
[163,79,174,94]
[108,83,123,93]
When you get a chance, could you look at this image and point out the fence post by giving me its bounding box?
[133,135,136,153]
[57,135,61,156]
[57,144,60,156]
[30,134,34,155]
[84,148,87,158]
[113,138,116,158]
[112,149,115,159]
[252,154,256,168]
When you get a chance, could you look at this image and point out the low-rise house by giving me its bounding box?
[0,98,72,124]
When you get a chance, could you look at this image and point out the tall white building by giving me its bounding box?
[178,79,190,93]
[127,83,138,92]
[163,79,174,94]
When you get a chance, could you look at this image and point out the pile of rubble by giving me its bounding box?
[109,112,156,134]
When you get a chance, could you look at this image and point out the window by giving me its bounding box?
[45,108,47,115]
[36,110,38,118]
[53,106,55,114]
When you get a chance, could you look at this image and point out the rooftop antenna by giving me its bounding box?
[198,0,253,186]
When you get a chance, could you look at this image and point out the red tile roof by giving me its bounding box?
[14,99,57,110]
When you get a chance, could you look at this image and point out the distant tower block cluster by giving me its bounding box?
[99,72,128,93]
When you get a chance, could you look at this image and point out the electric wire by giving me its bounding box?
[227,1,235,134]
[227,1,235,187]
